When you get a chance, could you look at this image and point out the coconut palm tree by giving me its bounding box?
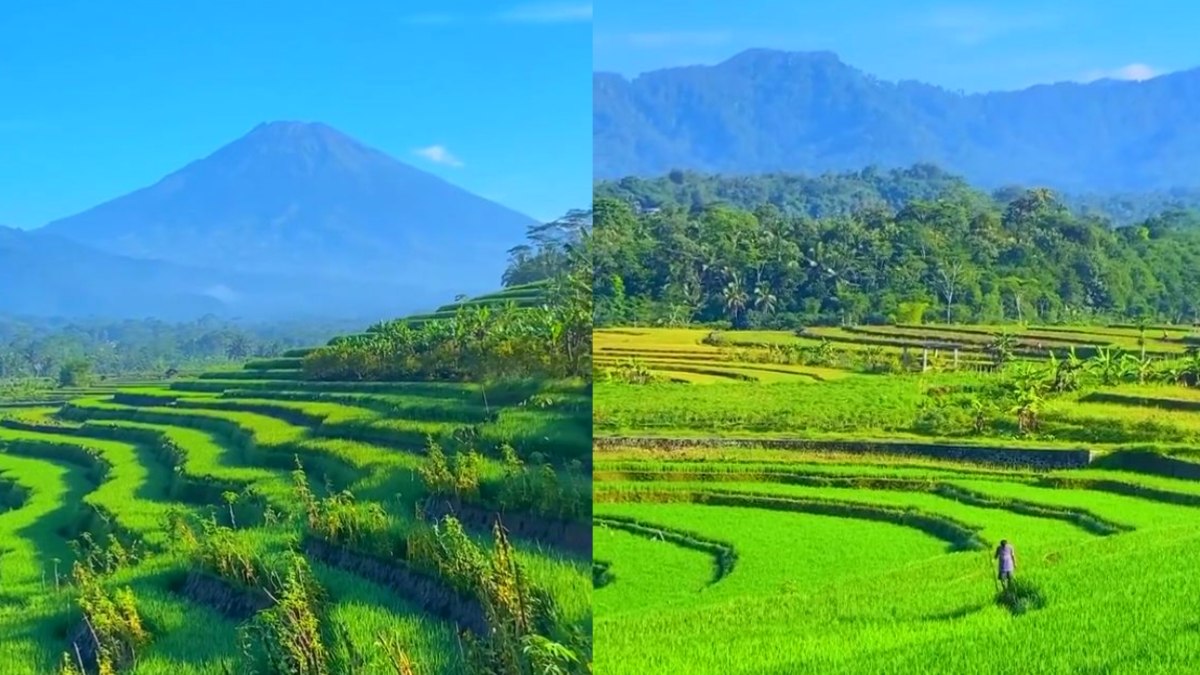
[722,274,750,328]
[753,282,778,316]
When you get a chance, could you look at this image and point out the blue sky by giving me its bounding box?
[0,1,590,228]
[596,1,1197,91]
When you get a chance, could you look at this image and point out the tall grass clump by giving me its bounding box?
[407,517,590,675]
[995,577,1046,616]
[59,560,150,675]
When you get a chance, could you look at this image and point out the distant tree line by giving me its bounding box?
[0,316,355,380]
[502,208,591,286]
[305,210,593,382]
[596,165,1200,228]
[595,180,1200,328]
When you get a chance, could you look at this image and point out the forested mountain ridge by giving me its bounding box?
[595,49,1200,192]
[595,167,1200,227]
[593,185,1200,328]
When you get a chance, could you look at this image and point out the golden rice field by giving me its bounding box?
[596,323,1199,385]
[594,328,851,383]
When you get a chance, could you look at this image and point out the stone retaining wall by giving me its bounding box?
[1097,451,1200,480]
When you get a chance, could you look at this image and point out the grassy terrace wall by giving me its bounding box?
[595,437,1094,469]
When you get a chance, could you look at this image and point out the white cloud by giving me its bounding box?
[497,3,591,23]
[1081,63,1159,82]
[203,284,239,303]
[413,145,464,168]
[621,31,732,49]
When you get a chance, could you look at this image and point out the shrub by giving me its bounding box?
[61,563,150,675]
[408,517,589,674]
[495,445,588,521]
[602,359,660,385]
[240,554,334,674]
[58,360,94,388]
[419,438,483,503]
[996,577,1046,615]
[290,462,398,559]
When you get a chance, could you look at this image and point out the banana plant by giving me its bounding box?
[987,331,1018,367]
[1123,352,1155,385]
[1009,380,1045,435]
[1087,347,1125,386]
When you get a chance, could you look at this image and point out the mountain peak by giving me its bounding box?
[245,120,344,141]
[185,120,392,183]
[39,122,537,304]
[721,48,843,68]
[714,49,858,80]
[229,120,370,159]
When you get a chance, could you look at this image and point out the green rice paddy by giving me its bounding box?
[594,325,1200,674]
[0,338,590,673]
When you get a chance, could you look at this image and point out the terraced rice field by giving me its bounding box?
[596,323,1199,382]
[595,328,848,383]
[594,326,1200,673]
[402,280,550,327]
[729,323,1196,358]
[593,448,1200,673]
[0,347,591,672]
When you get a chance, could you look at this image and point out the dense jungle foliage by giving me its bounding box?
[594,177,1200,328]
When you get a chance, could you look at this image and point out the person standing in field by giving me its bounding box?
[995,539,1016,587]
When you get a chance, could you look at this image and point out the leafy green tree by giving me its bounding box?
[57,359,93,387]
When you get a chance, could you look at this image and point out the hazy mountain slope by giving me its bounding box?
[594,49,1200,191]
[0,226,226,318]
[0,226,442,320]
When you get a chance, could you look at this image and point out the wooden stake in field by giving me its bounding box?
[922,347,929,372]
